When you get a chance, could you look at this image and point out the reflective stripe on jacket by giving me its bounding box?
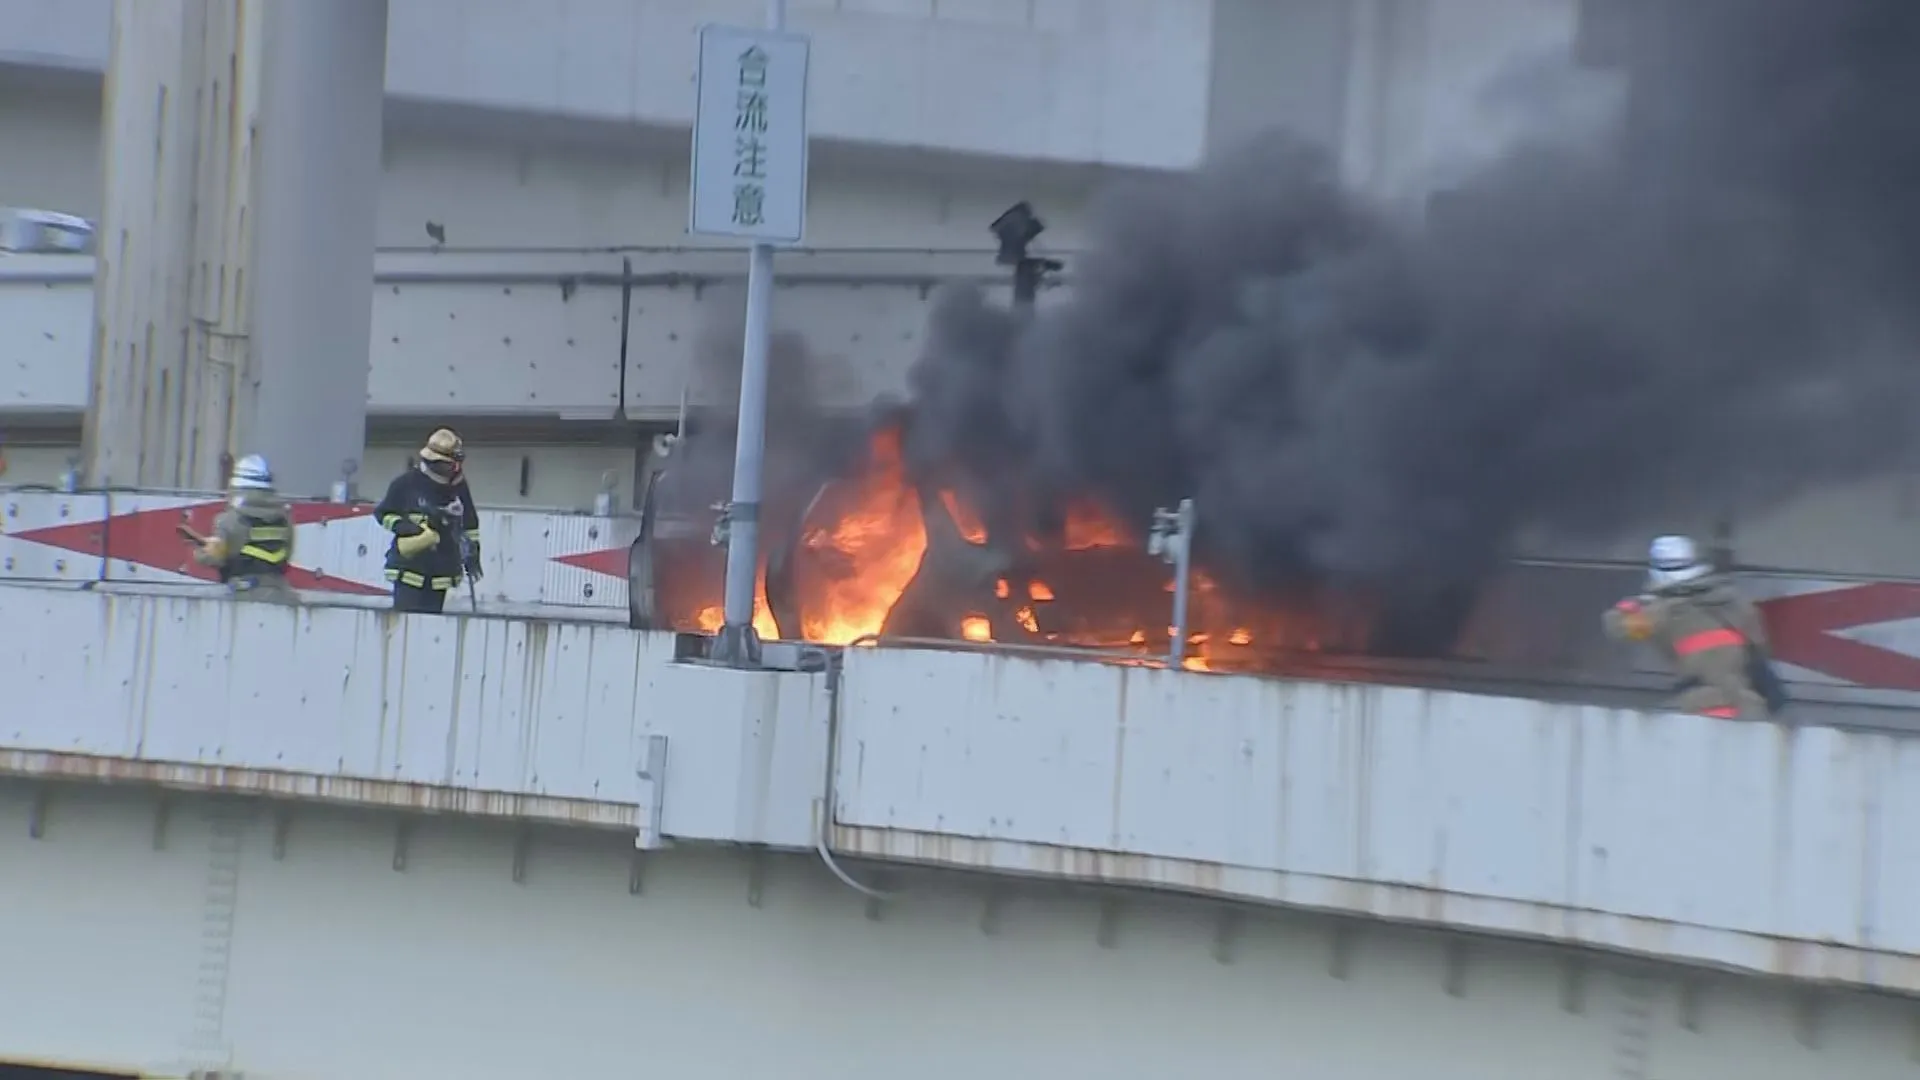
[1672,626,1745,657]
[225,519,291,581]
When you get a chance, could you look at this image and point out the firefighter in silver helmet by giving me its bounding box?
[181,453,298,604]
[1604,534,1781,719]
[374,428,483,614]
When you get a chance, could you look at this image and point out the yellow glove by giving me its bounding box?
[395,525,440,558]
[1608,598,1655,642]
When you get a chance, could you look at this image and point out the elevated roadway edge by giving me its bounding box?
[9,786,1919,1080]
[4,581,1918,998]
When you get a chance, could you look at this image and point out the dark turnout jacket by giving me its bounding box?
[374,467,481,591]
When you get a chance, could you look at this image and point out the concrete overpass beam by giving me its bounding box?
[242,0,387,497]
[85,0,386,496]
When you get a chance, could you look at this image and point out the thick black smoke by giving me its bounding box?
[655,304,874,523]
[901,0,1920,599]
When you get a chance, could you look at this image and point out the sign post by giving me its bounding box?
[689,2,809,666]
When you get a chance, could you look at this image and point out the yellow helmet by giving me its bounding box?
[418,428,465,483]
[420,428,464,462]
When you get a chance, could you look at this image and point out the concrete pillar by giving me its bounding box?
[84,0,386,497]
[1338,0,1444,204]
[240,0,387,498]
[1336,0,1389,194]
[1203,0,1351,163]
[83,0,259,489]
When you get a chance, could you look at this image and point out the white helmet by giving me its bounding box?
[1647,534,1712,589]
[229,453,275,491]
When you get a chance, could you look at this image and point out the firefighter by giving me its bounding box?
[1604,534,1778,719]
[375,428,482,615]
[184,454,298,604]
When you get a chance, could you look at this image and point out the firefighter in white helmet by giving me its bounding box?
[374,428,482,614]
[182,454,298,604]
[1604,534,1782,719]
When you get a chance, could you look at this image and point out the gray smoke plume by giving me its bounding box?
[655,297,873,521]
[900,0,1920,599]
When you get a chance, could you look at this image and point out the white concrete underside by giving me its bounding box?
[0,782,1913,1080]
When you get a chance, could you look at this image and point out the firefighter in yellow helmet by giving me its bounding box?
[1604,534,1782,719]
[374,428,482,614]
[182,453,298,605]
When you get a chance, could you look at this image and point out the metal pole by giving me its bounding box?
[1167,498,1196,668]
[715,0,790,667]
[1012,257,1040,309]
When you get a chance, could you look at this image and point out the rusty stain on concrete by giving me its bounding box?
[0,748,642,830]
[827,822,1920,996]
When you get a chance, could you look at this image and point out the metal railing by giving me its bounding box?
[0,244,1081,290]
[9,483,1920,734]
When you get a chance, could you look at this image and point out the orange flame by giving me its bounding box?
[1063,500,1127,550]
[692,591,779,639]
[940,490,989,544]
[661,427,1352,675]
[795,427,928,644]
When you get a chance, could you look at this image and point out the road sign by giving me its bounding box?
[689,23,810,244]
[1760,583,1920,690]
[8,499,386,594]
[0,492,655,599]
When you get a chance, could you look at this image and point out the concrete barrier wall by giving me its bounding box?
[0,585,829,846]
[831,646,1920,993]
